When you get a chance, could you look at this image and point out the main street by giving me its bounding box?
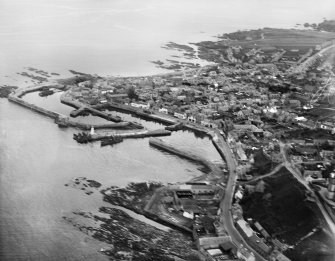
[211,131,267,261]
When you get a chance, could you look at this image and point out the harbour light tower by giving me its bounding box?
[90,126,95,135]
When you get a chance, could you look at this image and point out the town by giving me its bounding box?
[4,23,335,261]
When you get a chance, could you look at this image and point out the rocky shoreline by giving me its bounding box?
[63,179,202,261]
[64,207,201,261]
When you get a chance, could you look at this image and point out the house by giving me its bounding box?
[219,241,238,256]
[188,115,197,123]
[205,249,229,261]
[201,120,218,129]
[159,107,168,114]
[197,236,231,250]
[320,122,335,133]
[321,149,335,158]
[236,219,253,237]
[130,102,150,109]
[298,120,317,130]
[175,184,215,196]
[237,248,255,261]
[236,219,271,257]
[174,112,187,120]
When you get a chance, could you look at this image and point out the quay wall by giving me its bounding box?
[90,129,171,141]
[184,123,212,138]
[15,83,65,98]
[165,122,184,131]
[9,92,136,131]
[60,96,82,110]
[120,129,171,139]
[70,107,86,117]
[87,105,122,122]
[144,211,193,233]
[60,93,122,122]
[96,103,177,125]
[66,121,132,130]
[149,137,218,172]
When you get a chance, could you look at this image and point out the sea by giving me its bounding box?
[1,0,334,260]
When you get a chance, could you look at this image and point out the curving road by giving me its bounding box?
[211,131,267,261]
[290,43,335,74]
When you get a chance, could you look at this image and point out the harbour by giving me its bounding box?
[1,0,334,260]
[0,95,221,260]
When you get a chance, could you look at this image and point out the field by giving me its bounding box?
[240,166,334,261]
[194,28,335,62]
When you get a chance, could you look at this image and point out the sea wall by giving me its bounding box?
[90,129,171,141]
[149,137,219,173]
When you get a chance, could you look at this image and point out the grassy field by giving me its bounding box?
[240,166,334,261]
[194,27,335,62]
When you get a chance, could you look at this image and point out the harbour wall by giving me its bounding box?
[60,93,122,122]
[149,137,220,173]
[95,102,177,125]
[8,94,62,119]
[9,92,139,130]
[90,129,171,141]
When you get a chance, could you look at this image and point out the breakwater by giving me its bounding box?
[9,94,140,131]
[15,82,65,98]
[89,129,171,141]
[9,84,144,131]
[149,137,220,173]
[8,94,62,119]
[55,117,141,130]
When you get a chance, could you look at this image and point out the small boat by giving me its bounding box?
[39,88,54,97]
[73,132,92,143]
[101,136,123,146]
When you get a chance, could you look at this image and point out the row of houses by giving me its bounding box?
[158,107,221,128]
[235,219,272,258]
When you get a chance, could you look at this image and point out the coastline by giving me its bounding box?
[2,14,335,260]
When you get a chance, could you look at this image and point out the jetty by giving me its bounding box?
[149,137,221,174]
[8,94,62,119]
[94,102,177,125]
[87,129,172,142]
[55,117,142,130]
[14,82,66,98]
[8,82,144,131]
[60,93,122,122]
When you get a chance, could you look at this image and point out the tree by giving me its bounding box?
[127,86,138,101]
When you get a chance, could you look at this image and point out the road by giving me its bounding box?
[211,131,267,261]
[242,163,285,185]
[290,43,335,74]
